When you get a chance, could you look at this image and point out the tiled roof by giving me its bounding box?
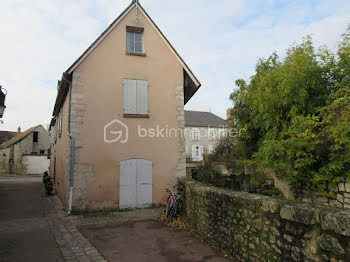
[185,110,227,128]
[0,125,41,149]
[0,131,17,145]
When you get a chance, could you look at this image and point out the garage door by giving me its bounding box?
[119,159,152,208]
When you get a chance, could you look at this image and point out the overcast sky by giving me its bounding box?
[1,0,349,131]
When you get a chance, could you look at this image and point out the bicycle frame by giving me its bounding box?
[165,185,183,217]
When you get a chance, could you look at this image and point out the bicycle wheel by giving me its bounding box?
[176,199,183,214]
[173,200,183,218]
[165,196,173,218]
[168,206,176,218]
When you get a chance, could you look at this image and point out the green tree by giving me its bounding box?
[229,26,350,193]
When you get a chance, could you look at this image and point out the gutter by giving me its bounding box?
[62,73,74,214]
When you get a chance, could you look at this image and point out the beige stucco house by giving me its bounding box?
[49,0,201,211]
[184,111,228,161]
[0,125,50,175]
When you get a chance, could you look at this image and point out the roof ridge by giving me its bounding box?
[65,1,200,88]
[185,110,212,113]
[0,125,43,149]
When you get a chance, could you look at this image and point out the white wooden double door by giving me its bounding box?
[119,159,152,208]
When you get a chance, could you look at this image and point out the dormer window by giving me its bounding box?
[126,26,145,56]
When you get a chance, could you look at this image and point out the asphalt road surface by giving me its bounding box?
[0,176,63,262]
[81,219,231,262]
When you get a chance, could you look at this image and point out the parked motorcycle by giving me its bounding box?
[45,178,53,196]
[42,171,49,184]
[42,171,53,196]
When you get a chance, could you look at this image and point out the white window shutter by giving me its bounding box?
[124,79,137,114]
[185,145,188,155]
[192,145,197,161]
[199,146,204,161]
[136,80,148,114]
[50,126,56,144]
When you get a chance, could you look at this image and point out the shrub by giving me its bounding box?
[195,162,222,182]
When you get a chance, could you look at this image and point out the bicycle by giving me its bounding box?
[164,184,184,218]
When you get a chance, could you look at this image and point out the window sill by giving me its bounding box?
[126,51,146,57]
[123,114,149,118]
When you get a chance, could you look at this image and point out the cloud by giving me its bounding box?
[0,0,349,130]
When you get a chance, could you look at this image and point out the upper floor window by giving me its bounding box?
[208,129,217,140]
[57,109,63,137]
[33,131,38,143]
[219,128,226,139]
[192,128,199,140]
[126,26,144,54]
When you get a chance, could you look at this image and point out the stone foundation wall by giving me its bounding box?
[184,179,350,262]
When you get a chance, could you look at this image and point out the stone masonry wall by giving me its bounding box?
[184,179,350,262]
[300,181,350,210]
[0,148,11,174]
[172,85,186,178]
[70,71,95,209]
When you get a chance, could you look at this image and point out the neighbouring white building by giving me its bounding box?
[184,110,228,161]
[0,125,50,175]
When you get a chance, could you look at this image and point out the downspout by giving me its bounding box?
[63,73,74,214]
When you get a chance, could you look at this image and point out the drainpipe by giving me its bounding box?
[63,73,74,214]
[67,133,74,214]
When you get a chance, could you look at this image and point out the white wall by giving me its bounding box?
[184,126,229,161]
[22,155,49,175]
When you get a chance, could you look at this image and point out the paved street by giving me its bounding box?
[0,176,63,262]
[81,219,230,262]
[0,176,230,262]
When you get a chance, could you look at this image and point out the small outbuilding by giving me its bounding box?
[0,125,50,175]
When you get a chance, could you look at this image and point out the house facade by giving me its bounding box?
[49,1,201,210]
[0,125,50,175]
[184,111,228,161]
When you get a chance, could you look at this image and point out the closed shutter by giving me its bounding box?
[50,126,56,144]
[124,79,137,114]
[119,159,137,208]
[124,79,148,114]
[136,159,152,207]
[136,80,148,115]
[192,145,197,161]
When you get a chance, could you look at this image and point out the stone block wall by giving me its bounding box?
[184,179,350,262]
[300,182,350,209]
[0,148,11,174]
[172,85,186,179]
[70,71,96,209]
